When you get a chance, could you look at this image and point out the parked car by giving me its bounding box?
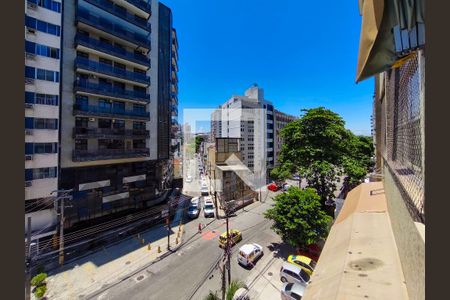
[237,243,263,267]
[267,183,279,192]
[281,282,306,300]
[187,197,201,219]
[200,185,209,196]
[282,183,291,192]
[280,262,311,286]
[287,255,317,276]
[203,198,215,217]
[219,229,242,248]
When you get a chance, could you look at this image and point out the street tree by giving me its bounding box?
[195,135,205,153]
[264,187,332,249]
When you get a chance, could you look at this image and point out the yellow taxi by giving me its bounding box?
[218,229,242,248]
[287,255,317,276]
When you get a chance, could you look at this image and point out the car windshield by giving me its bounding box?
[285,283,293,291]
[205,204,214,210]
[300,269,310,282]
[188,206,197,211]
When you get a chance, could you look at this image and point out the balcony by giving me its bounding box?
[74,80,150,103]
[76,9,151,49]
[84,0,151,31]
[75,57,150,85]
[171,93,178,105]
[73,103,150,120]
[73,148,149,161]
[75,34,150,67]
[73,127,150,139]
[171,106,178,117]
[125,0,152,15]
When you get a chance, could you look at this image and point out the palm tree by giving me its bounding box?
[203,280,248,300]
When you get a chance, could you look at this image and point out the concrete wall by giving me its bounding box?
[25,208,57,234]
[384,167,425,300]
[148,0,159,160]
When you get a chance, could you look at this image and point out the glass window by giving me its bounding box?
[133,121,146,130]
[25,16,36,28]
[77,51,89,59]
[100,58,112,65]
[37,20,47,32]
[34,143,57,154]
[99,99,112,110]
[25,66,35,78]
[113,120,125,129]
[36,69,46,80]
[47,23,57,35]
[45,70,54,81]
[133,104,146,113]
[114,62,126,70]
[75,117,89,128]
[113,101,125,111]
[98,119,112,128]
[25,41,35,54]
[133,139,146,149]
[25,92,35,104]
[32,167,57,180]
[76,95,88,106]
[75,139,88,150]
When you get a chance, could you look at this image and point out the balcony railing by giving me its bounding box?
[76,9,151,49]
[75,34,150,67]
[73,148,149,161]
[75,57,150,85]
[84,0,151,31]
[73,127,150,139]
[125,0,152,15]
[74,80,150,103]
[73,103,150,120]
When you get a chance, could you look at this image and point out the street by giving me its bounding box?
[90,157,289,300]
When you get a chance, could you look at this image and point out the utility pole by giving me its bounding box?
[221,260,226,300]
[167,199,171,251]
[52,189,72,266]
[225,210,231,286]
[25,216,31,300]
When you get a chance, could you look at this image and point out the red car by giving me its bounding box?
[267,183,279,192]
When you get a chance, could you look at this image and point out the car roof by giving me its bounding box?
[239,243,257,254]
[285,282,306,295]
[282,261,302,273]
[290,255,312,264]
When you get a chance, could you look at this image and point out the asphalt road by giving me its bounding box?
[92,159,282,300]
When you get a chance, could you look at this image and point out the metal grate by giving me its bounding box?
[382,50,425,223]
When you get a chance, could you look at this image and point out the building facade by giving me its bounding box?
[273,109,297,166]
[54,0,177,229]
[25,0,62,236]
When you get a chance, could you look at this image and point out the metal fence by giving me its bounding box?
[379,50,425,223]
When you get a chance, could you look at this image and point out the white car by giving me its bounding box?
[281,282,306,300]
[280,262,310,286]
[185,175,192,183]
[237,243,264,268]
[203,199,215,218]
[200,185,209,196]
[187,197,201,219]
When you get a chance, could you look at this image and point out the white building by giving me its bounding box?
[274,109,297,165]
[24,0,62,237]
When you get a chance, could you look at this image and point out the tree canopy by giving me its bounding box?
[264,187,332,248]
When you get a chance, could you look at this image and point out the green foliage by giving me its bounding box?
[304,161,341,207]
[195,136,205,153]
[264,187,332,248]
[31,273,47,287]
[34,285,47,299]
[226,280,246,300]
[204,291,219,300]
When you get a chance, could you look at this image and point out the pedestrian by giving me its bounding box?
[198,223,202,234]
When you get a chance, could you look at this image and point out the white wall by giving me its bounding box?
[25,178,58,200]
[25,208,57,234]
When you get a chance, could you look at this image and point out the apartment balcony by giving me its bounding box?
[73,127,150,139]
[75,57,150,86]
[75,34,150,68]
[125,0,152,15]
[73,103,150,120]
[76,9,151,50]
[73,148,149,162]
[171,93,178,105]
[84,0,151,31]
[171,106,178,117]
[74,80,150,103]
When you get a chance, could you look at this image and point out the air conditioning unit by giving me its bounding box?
[25,103,34,109]
[25,129,33,135]
[25,78,35,85]
[25,52,36,60]
[27,2,38,10]
[89,118,96,122]
[25,181,33,187]
[25,155,33,161]
[26,27,36,35]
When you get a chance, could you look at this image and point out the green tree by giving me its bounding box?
[304,161,341,209]
[195,136,205,153]
[264,187,332,249]
[203,280,248,300]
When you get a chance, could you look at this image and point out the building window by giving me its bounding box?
[25,41,60,59]
[133,121,146,130]
[75,117,88,128]
[100,57,113,65]
[134,68,146,75]
[133,85,146,93]
[133,139,146,149]
[25,16,60,36]
[133,104,146,113]
[25,118,58,129]
[25,66,59,82]
[25,143,57,154]
[29,0,62,13]
[76,51,89,59]
[25,92,58,105]
[113,119,125,129]
[114,62,126,70]
[113,101,125,111]
[29,167,57,180]
[98,119,112,128]
[75,139,88,150]
[98,99,112,110]
[99,139,124,150]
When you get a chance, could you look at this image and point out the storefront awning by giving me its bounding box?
[356,0,425,82]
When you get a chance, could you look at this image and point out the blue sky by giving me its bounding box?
[163,0,374,135]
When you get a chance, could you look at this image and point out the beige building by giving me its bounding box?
[274,109,297,166]
[303,2,425,300]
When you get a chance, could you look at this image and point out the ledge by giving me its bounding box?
[303,182,409,300]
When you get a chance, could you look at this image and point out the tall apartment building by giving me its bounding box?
[25,0,62,236]
[55,0,178,229]
[213,85,274,181]
[274,109,297,165]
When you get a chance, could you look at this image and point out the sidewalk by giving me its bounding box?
[42,205,187,300]
[245,255,285,300]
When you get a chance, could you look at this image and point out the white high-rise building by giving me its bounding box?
[25,0,62,236]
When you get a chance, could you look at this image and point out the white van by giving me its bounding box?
[200,185,209,196]
[237,244,263,268]
[203,198,215,218]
